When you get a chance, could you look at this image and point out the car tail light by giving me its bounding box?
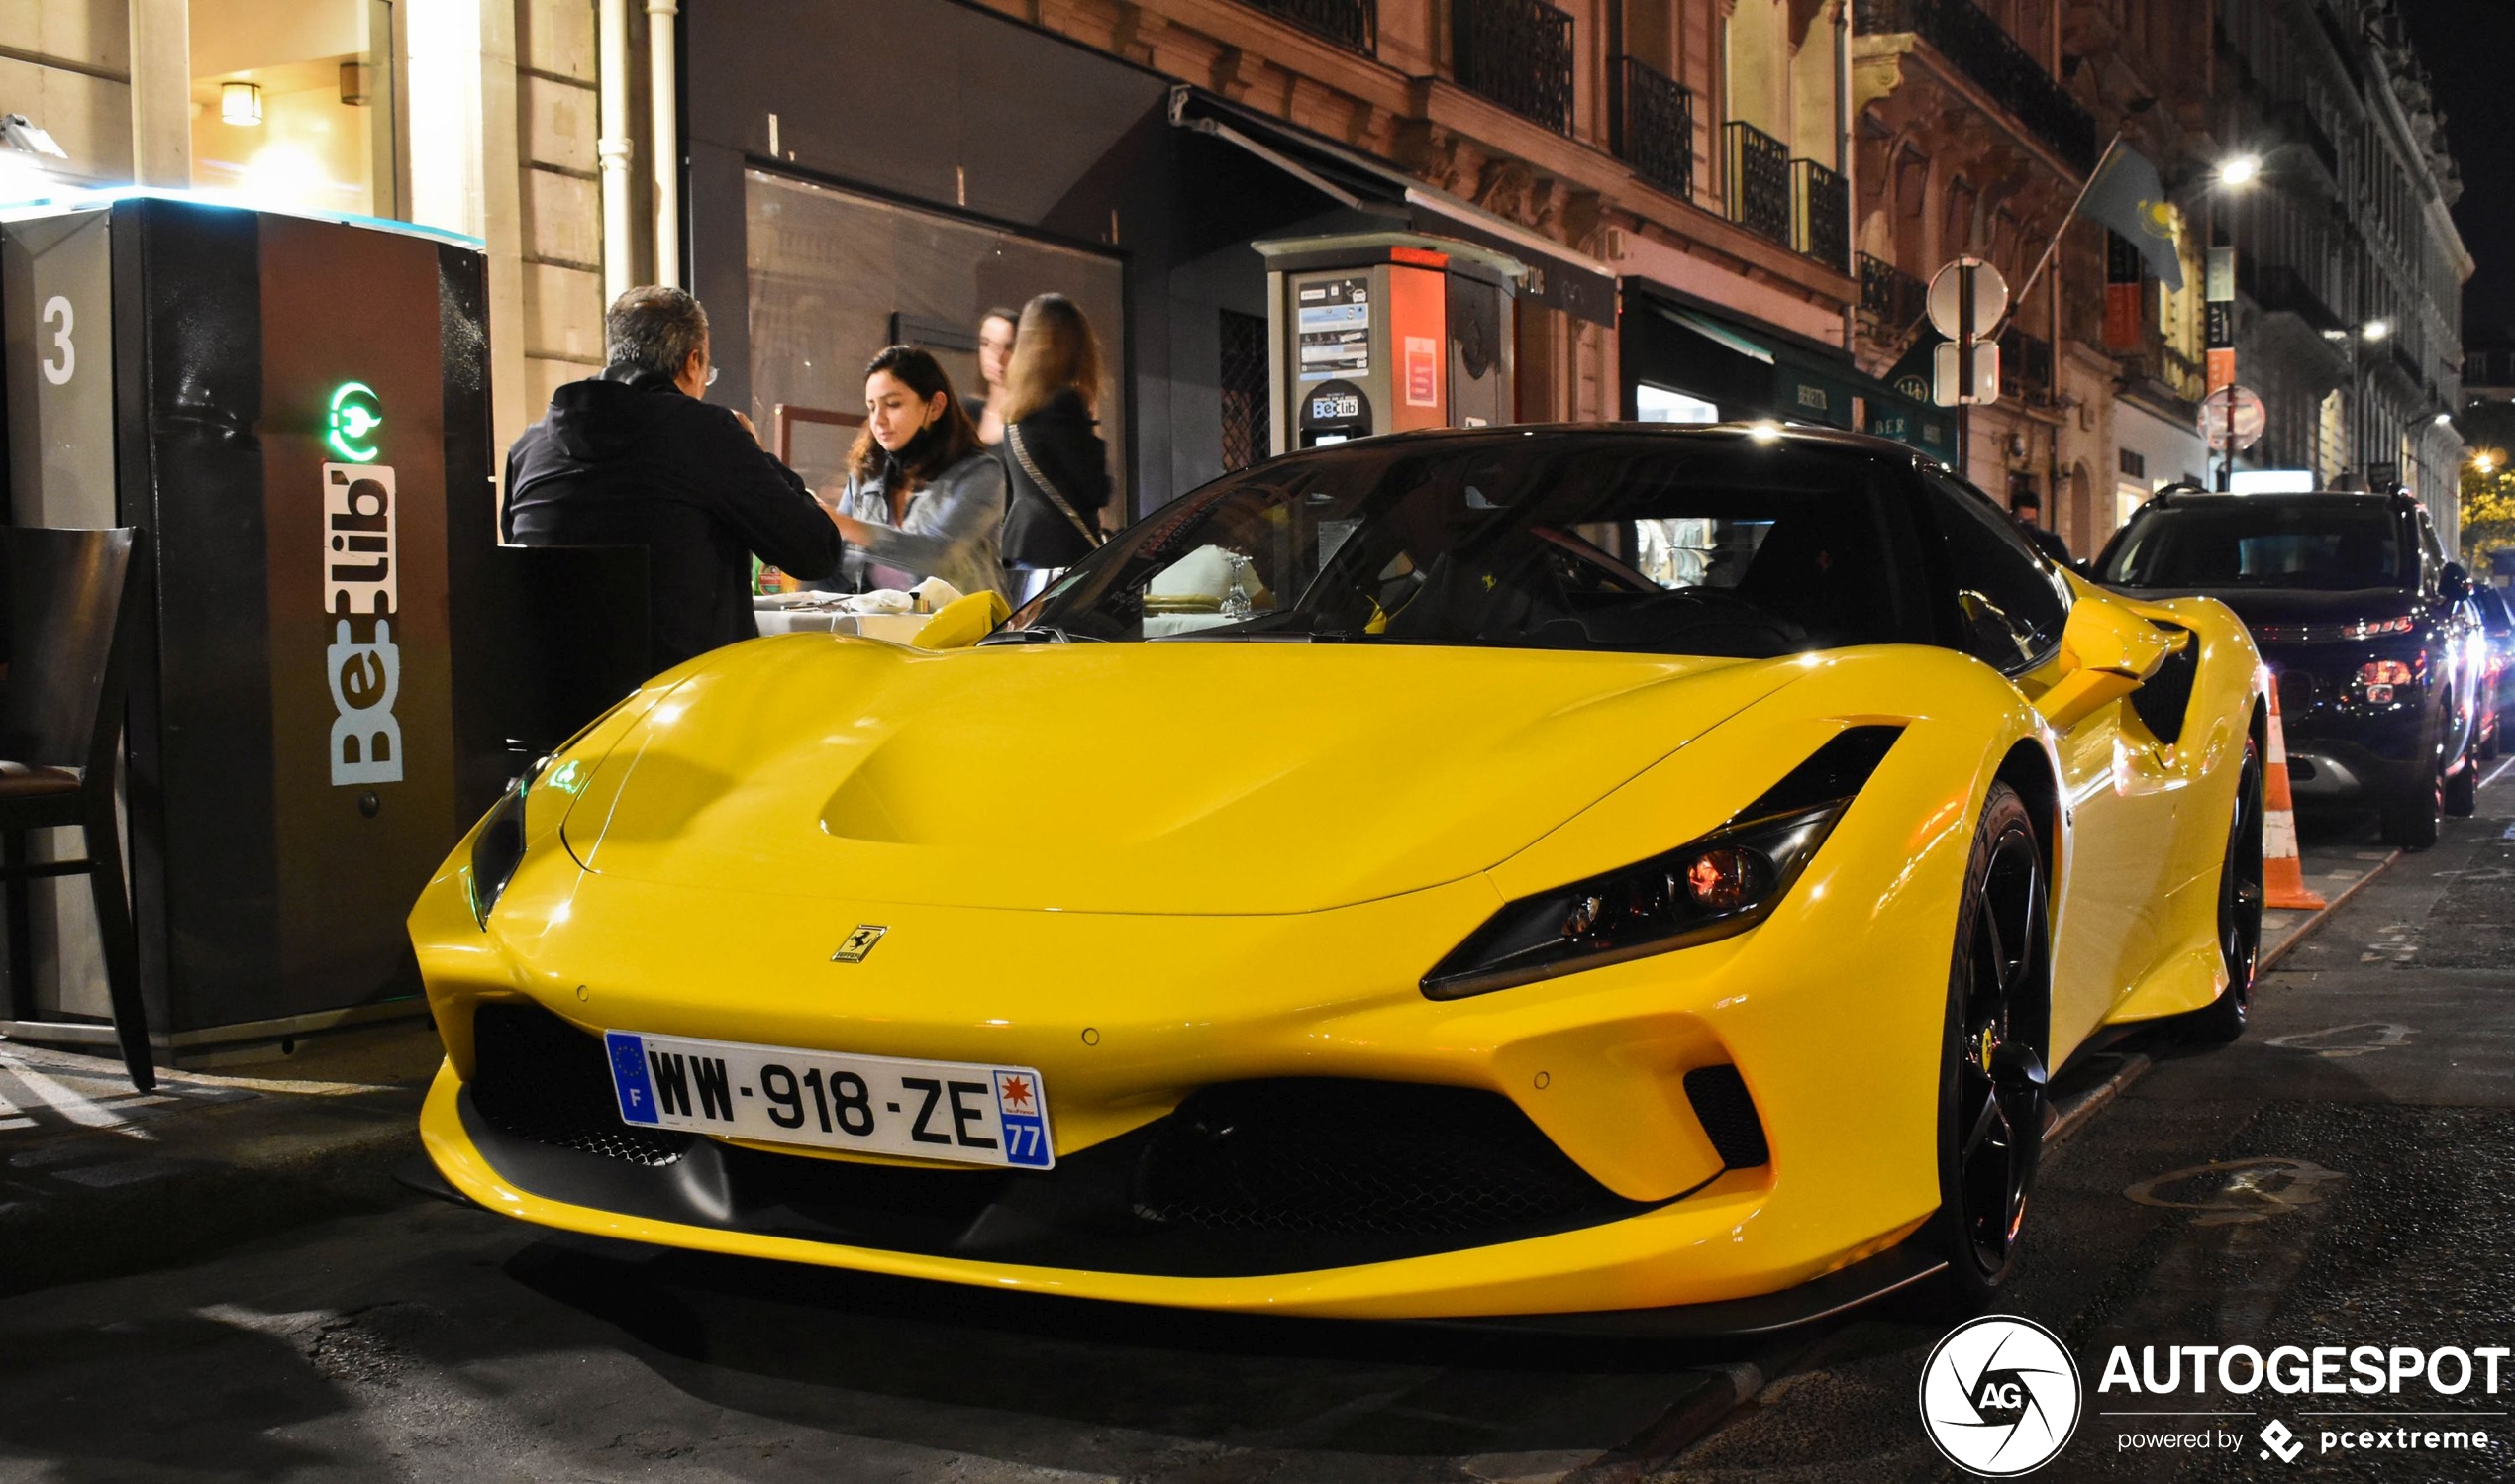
[2347,616,2416,638]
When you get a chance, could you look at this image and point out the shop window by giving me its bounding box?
[189,0,395,218]
[746,170,1128,514]
[1636,383,1719,423]
[1219,310,1269,471]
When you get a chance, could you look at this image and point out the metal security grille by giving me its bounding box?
[1612,55,1695,199]
[1219,309,1270,471]
[1234,0,1376,52]
[1453,0,1574,135]
[1724,121,1792,246]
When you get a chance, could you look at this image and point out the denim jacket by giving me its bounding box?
[836,448,1008,601]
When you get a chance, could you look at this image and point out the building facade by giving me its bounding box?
[2214,0,2467,544]
[0,0,2468,549]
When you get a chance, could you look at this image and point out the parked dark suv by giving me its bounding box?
[2095,489,2482,848]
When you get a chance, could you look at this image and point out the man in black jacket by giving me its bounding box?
[503,286,841,674]
[2008,486,2073,566]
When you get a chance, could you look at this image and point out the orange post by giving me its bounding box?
[2263,678,2327,910]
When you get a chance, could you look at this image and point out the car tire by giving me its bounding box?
[2447,749,2479,818]
[2183,733,2264,1044]
[1929,781,2050,1308]
[2381,766,2443,850]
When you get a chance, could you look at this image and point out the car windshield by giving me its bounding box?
[1016,433,1919,656]
[2100,503,2407,590]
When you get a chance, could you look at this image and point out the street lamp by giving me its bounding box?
[2219,153,2263,187]
[2363,319,2391,342]
[2476,452,2497,474]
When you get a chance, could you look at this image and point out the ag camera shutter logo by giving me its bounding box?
[1919,1314,2083,1475]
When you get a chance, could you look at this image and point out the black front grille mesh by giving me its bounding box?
[461,1008,1668,1267]
[1131,1078,1630,1237]
[470,1002,686,1166]
[1683,1065,1771,1168]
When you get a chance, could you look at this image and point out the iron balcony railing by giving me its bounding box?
[1724,121,1791,247]
[1854,0,2099,173]
[1861,252,1928,332]
[1453,0,1574,136]
[1793,157,1849,272]
[1235,0,1377,53]
[1611,55,1695,200]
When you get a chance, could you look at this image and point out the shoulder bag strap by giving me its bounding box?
[1005,422,1105,547]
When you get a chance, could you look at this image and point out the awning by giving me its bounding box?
[1625,281,1954,453]
[1168,86,1618,326]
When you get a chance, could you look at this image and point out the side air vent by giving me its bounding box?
[1683,1064,1771,1168]
[2129,622,2199,745]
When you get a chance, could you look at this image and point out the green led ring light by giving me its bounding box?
[327,381,384,463]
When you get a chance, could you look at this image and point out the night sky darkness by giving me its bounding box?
[2399,2,2515,340]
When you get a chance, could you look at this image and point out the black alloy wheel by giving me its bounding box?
[2186,732,2264,1043]
[1932,782,2051,1303]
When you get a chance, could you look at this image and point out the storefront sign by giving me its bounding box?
[1866,399,1954,458]
[325,460,404,786]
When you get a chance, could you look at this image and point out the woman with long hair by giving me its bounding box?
[998,293,1114,604]
[964,306,1018,445]
[829,345,1006,601]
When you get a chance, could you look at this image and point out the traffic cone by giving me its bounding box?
[2263,678,2327,910]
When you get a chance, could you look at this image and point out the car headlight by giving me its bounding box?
[1421,726,1902,1000]
[466,756,549,928]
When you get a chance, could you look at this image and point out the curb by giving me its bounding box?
[2258,847,2399,975]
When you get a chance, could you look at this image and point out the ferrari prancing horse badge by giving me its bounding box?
[831,925,887,963]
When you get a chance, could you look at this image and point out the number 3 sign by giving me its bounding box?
[39,294,73,385]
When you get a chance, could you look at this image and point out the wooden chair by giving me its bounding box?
[0,526,151,1090]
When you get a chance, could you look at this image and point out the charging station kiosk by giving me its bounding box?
[1258,232,1522,453]
[1,193,500,1047]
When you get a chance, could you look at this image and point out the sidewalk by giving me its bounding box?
[2263,839,2398,971]
[0,1018,442,1296]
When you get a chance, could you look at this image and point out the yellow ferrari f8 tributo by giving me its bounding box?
[411,425,2266,1328]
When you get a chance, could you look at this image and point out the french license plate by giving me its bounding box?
[603,1030,1053,1169]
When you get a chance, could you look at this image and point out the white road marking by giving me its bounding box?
[0,1065,126,1129]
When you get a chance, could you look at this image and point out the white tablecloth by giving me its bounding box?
[754,608,928,643]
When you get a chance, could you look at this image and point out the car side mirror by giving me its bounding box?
[2034,599,2185,731]
[2442,562,2472,603]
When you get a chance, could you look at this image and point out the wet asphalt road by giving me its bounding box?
[2,776,2512,1482]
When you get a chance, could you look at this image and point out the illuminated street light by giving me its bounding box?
[2220,153,2263,187]
[2476,452,2498,474]
[2437,412,2454,426]
[2362,319,2391,341]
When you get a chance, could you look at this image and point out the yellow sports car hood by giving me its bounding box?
[557,636,1808,915]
